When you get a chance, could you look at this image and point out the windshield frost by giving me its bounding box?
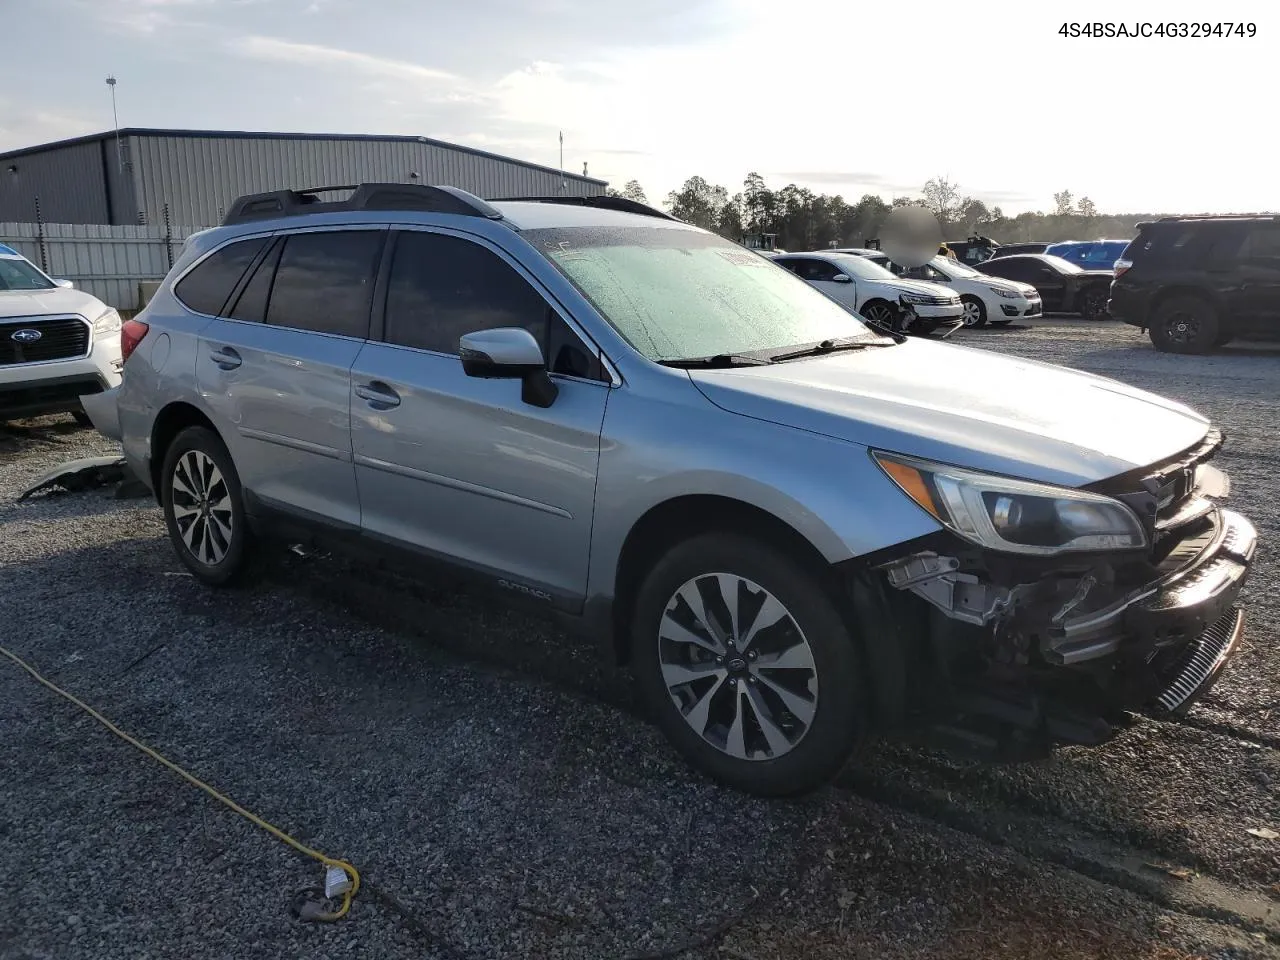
[529,227,873,361]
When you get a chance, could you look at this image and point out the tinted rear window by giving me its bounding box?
[1123,223,1244,264]
[265,230,383,338]
[175,237,268,316]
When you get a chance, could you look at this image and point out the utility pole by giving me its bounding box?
[105,76,122,173]
[559,131,566,194]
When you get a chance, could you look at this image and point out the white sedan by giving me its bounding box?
[770,252,963,331]
[855,252,1042,328]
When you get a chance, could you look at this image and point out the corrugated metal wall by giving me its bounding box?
[131,134,605,227]
[0,221,195,310]
[0,141,111,224]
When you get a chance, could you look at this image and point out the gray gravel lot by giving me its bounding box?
[3,318,1280,960]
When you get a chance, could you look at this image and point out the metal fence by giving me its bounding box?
[0,211,205,311]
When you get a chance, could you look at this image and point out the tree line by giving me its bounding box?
[607,174,1179,250]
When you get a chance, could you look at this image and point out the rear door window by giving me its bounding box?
[225,239,281,323]
[265,230,384,338]
[1240,224,1280,260]
[175,237,269,316]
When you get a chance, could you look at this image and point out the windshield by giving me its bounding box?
[830,254,898,282]
[526,227,875,362]
[1041,254,1083,274]
[0,256,55,291]
[930,256,980,278]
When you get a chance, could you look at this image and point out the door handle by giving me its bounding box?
[355,381,401,409]
[209,346,242,370]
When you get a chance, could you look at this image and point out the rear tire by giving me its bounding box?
[630,532,867,796]
[160,426,253,586]
[1149,295,1220,354]
[72,409,93,428]
[960,295,987,327]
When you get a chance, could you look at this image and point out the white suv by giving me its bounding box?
[0,244,123,423]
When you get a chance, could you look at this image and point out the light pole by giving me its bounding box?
[105,76,122,173]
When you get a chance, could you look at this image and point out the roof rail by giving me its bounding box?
[1155,213,1280,222]
[489,194,681,222]
[221,183,503,226]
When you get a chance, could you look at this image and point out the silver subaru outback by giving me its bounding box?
[85,183,1257,796]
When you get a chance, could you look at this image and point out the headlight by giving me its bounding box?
[873,451,1148,556]
[900,293,929,304]
[991,287,1023,299]
[93,308,122,337]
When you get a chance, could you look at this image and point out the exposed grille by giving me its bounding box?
[1154,607,1242,713]
[0,316,90,366]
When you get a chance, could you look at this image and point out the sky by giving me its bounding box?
[1,0,1274,215]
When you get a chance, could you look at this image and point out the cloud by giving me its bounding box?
[0,102,99,152]
[230,36,459,85]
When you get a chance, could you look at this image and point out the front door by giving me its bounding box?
[349,228,611,610]
[195,227,386,529]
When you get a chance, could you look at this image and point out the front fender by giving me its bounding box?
[586,379,943,602]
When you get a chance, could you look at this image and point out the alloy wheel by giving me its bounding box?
[863,303,895,326]
[170,450,233,565]
[1165,313,1199,345]
[658,573,819,761]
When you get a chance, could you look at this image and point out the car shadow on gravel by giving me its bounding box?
[3,538,1276,960]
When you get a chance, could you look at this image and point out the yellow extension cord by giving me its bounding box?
[1,644,360,921]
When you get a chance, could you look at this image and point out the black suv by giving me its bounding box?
[1108,215,1280,353]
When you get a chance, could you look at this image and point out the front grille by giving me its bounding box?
[0,316,90,366]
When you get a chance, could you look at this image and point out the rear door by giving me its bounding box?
[1234,223,1280,336]
[195,227,386,529]
[348,228,611,609]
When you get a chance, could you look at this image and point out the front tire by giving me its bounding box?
[160,426,253,586]
[630,533,867,796]
[960,295,987,327]
[860,299,900,331]
[1080,287,1109,321]
[1149,295,1220,354]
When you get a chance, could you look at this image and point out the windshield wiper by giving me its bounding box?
[770,337,894,363]
[659,353,773,368]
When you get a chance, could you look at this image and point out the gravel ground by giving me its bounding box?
[3,319,1280,960]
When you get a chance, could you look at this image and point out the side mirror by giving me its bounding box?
[52,278,75,289]
[831,274,852,283]
[459,327,558,408]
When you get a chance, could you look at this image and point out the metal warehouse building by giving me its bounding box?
[0,128,607,227]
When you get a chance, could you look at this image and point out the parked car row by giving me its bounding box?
[74,183,1256,798]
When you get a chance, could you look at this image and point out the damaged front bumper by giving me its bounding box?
[877,487,1257,751]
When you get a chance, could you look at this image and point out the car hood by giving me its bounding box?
[979,276,1037,297]
[0,288,105,319]
[689,338,1210,487]
[881,278,955,298]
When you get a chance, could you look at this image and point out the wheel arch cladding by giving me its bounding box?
[1151,284,1222,316]
[608,494,915,731]
[150,402,221,501]
[609,495,834,666]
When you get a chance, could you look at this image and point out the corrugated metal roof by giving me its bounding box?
[0,127,606,186]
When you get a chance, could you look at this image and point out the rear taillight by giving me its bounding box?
[1113,258,1132,278]
[120,319,150,363]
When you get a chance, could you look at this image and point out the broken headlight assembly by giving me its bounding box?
[873,451,1148,557]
